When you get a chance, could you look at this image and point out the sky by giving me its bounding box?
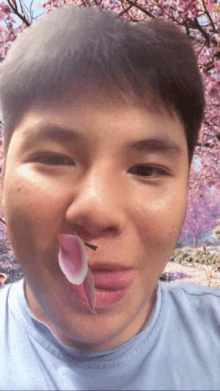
[10,0,46,26]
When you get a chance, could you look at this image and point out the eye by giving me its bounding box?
[34,155,74,166]
[128,165,168,178]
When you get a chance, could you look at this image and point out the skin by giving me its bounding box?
[1,101,189,351]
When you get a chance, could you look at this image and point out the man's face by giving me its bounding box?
[2,101,189,351]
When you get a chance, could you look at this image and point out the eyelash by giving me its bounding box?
[34,155,168,178]
[128,165,167,178]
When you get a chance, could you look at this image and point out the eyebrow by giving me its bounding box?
[22,124,82,144]
[22,124,183,157]
[128,137,183,158]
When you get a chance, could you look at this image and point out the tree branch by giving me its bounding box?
[182,17,210,45]
[20,0,31,21]
[7,0,31,26]
[92,0,102,5]
[118,4,133,17]
[194,17,210,44]
[201,0,217,32]
[32,12,45,21]
[124,0,156,18]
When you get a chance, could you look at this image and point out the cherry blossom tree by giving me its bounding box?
[179,187,220,245]
[0,0,219,246]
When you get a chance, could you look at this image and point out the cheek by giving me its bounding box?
[2,175,70,258]
[153,192,187,229]
[4,168,68,219]
[131,190,188,276]
[134,186,188,245]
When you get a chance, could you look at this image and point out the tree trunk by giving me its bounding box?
[193,236,197,247]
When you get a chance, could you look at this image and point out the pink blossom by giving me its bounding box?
[0,2,10,13]
[208,79,220,99]
[0,10,4,21]
[207,0,214,15]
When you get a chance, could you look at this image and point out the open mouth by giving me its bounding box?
[68,269,137,307]
[58,233,137,311]
[92,269,137,305]
[68,282,131,307]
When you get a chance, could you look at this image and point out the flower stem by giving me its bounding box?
[84,242,98,251]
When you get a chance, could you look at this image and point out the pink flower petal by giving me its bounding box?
[0,11,4,21]
[58,234,96,314]
[83,268,97,315]
[207,0,214,15]
[58,234,88,285]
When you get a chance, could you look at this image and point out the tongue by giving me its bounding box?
[58,234,96,315]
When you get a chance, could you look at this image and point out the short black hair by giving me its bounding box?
[0,4,205,162]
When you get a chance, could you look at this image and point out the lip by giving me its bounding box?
[67,269,137,308]
[68,283,133,307]
[92,269,137,290]
[94,285,131,305]
[89,262,134,271]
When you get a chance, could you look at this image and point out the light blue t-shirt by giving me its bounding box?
[1,277,220,390]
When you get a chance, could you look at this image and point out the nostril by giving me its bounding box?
[105,227,115,232]
[71,230,98,251]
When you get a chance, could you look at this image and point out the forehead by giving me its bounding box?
[3,84,188,157]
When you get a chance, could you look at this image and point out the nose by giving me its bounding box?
[65,163,126,239]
